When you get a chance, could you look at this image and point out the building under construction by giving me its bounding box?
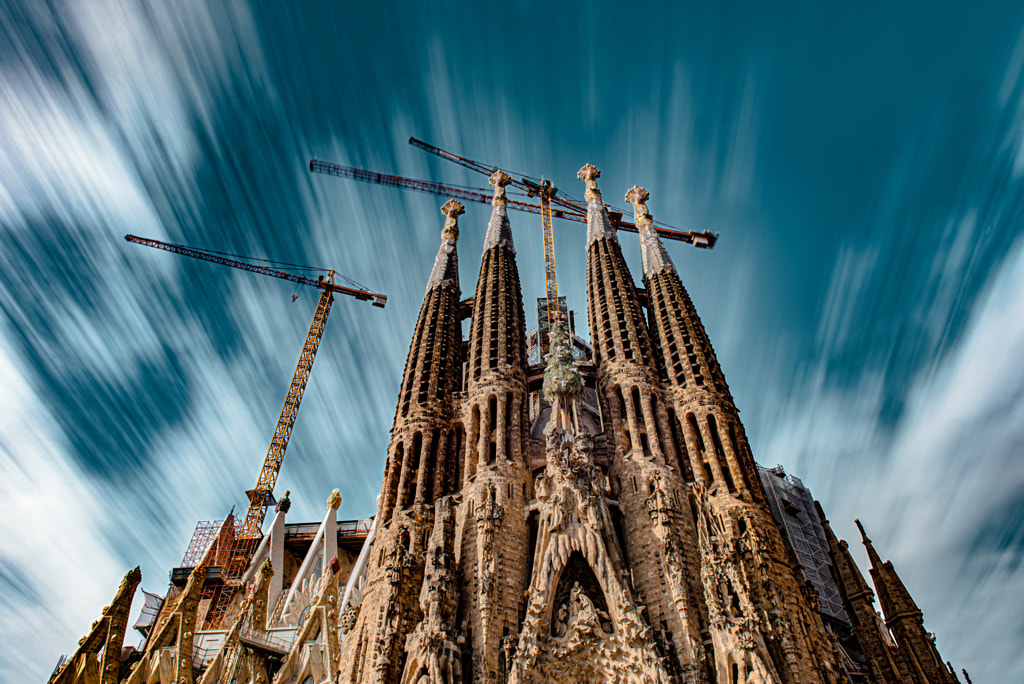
[51,148,964,684]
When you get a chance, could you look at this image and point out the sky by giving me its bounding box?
[1,0,1023,680]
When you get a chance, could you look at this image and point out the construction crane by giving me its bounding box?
[125,234,386,586]
[310,139,716,332]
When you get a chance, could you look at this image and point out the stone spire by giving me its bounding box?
[856,519,886,575]
[819,507,905,684]
[578,163,655,371]
[631,184,729,400]
[626,185,676,277]
[483,169,514,252]
[344,199,469,684]
[379,198,465,519]
[458,163,531,682]
[426,199,464,294]
[632,182,746,495]
[857,520,957,684]
[578,163,617,245]
[857,520,925,626]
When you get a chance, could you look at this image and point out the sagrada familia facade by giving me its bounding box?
[52,166,962,684]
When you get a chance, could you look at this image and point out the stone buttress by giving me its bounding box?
[628,184,844,684]
[339,200,467,684]
[455,171,532,684]
[578,164,709,681]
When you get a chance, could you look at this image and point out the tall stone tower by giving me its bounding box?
[342,198,467,683]
[49,157,964,684]
[334,164,956,684]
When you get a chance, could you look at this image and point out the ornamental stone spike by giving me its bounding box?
[441,198,465,239]
[856,519,885,571]
[489,169,511,204]
[484,170,515,252]
[427,199,464,293]
[625,185,652,221]
[626,184,676,277]
[578,163,603,202]
[578,163,617,246]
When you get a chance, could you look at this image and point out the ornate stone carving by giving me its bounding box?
[508,329,670,684]
[489,169,512,203]
[692,484,782,684]
[402,495,463,684]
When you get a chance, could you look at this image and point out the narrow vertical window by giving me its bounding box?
[707,415,736,493]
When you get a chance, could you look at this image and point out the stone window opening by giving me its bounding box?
[385,441,403,520]
[419,431,439,502]
[631,387,645,429]
[401,432,422,509]
[667,409,693,482]
[470,404,481,463]
[707,415,736,494]
[615,387,632,450]
[504,393,514,460]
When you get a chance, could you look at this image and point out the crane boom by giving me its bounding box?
[124,234,387,307]
[409,136,583,216]
[309,160,558,221]
[407,137,717,246]
[307,160,717,247]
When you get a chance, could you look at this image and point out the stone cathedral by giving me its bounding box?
[53,166,962,684]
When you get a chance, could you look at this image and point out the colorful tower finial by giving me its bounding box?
[578,163,603,202]
[578,163,617,245]
[441,199,465,239]
[484,171,515,252]
[426,200,463,293]
[625,185,652,221]
[489,169,511,204]
[626,185,676,277]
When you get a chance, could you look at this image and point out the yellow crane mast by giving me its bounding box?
[125,234,386,625]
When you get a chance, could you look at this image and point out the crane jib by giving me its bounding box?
[308,160,717,247]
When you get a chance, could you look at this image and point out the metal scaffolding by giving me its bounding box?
[758,465,848,623]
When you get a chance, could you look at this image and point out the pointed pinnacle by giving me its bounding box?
[625,185,653,224]
[856,518,885,569]
[578,164,603,201]
[441,199,465,239]
[489,170,511,204]
[441,199,465,220]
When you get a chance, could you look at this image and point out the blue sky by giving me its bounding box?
[2,0,1023,680]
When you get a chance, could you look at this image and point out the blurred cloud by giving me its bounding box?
[1,1,1023,681]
